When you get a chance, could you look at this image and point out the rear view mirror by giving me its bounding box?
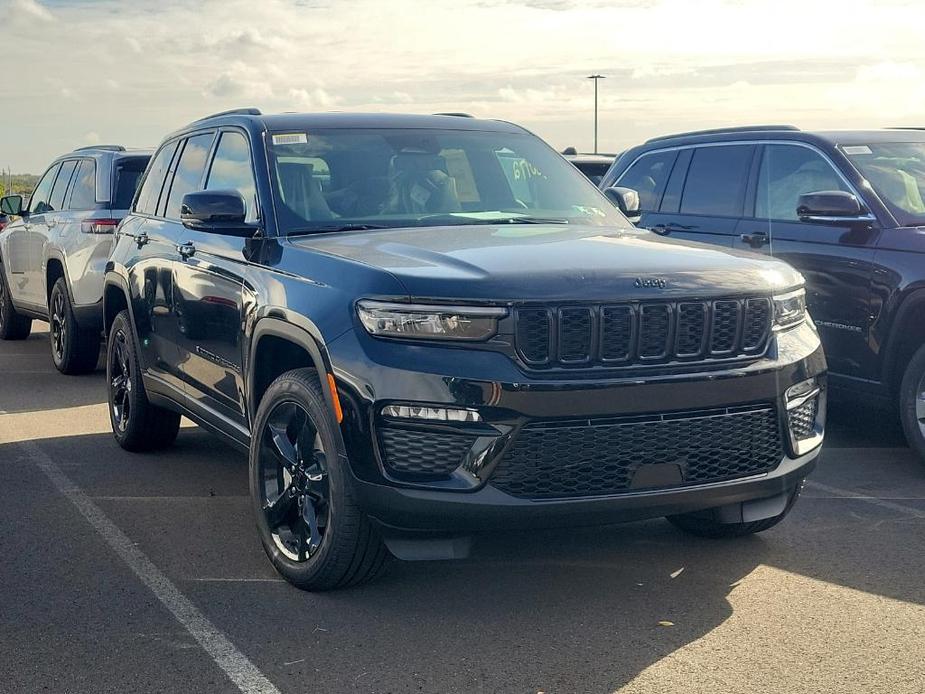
[180,190,255,237]
[797,191,868,223]
[0,195,23,216]
[603,186,641,220]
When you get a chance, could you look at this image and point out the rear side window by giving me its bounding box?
[616,151,678,212]
[135,142,178,215]
[680,145,754,217]
[756,144,850,221]
[164,133,215,220]
[205,132,257,222]
[112,157,150,210]
[48,160,77,212]
[68,160,97,210]
[28,164,61,214]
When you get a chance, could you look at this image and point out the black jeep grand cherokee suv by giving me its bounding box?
[602,125,925,465]
[104,110,825,590]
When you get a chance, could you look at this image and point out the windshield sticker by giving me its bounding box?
[843,145,872,155]
[272,133,309,146]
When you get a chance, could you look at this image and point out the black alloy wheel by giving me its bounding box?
[50,287,67,363]
[109,327,132,434]
[258,401,331,562]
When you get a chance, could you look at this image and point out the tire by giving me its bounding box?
[49,278,101,374]
[250,368,390,591]
[666,483,802,538]
[107,310,180,452]
[0,261,32,340]
[899,342,925,467]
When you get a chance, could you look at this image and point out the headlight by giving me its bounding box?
[773,288,807,330]
[356,300,507,341]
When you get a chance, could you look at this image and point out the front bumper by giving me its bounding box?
[329,320,826,532]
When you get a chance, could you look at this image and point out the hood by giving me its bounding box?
[290,224,803,302]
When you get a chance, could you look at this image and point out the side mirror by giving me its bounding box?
[603,186,641,219]
[180,190,255,237]
[0,195,23,216]
[797,191,868,223]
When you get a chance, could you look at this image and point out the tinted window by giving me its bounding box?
[112,157,150,210]
[28,164,61,214]
[164,133,214,220]
[205,132,257,222]
[756,145,850,221]
[48,160,77,212]
[680,145,754,216]
[68,160,97,210]
[617,151,677,212]
[841,142,925,226]
[135,142,178,215]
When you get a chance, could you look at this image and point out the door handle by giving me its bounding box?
[740,231,769,248]
[177,241,196,259]
[648,224,672,236]
[45,218,57,229]
[121,231,149,247]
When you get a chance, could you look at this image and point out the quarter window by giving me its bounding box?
[164,133,215,220]
[135,142,178,215]
[756,144,850,221]
[48,160,77,212]
[205,132,258,222]
[617,151,678,212]
[68,160,97,210]
[28,164,61,215]
[680,145,754,217]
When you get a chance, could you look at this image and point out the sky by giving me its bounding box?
[1,0,925,173]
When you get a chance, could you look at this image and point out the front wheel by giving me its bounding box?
[49,278,100,374]
[250,368,390,590]
[899,343,925,468]
[666,484,802,538]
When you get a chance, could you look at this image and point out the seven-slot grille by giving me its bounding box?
[514,298,771,368]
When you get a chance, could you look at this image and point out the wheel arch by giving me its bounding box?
[882,287,925,393]
[45,250,70,308]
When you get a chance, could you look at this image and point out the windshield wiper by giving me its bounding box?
[416,214,569,226]
[286,223,391,237]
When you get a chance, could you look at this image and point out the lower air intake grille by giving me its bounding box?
[490,405,784,499]
[788,398,818,440]
[379,427,477,476]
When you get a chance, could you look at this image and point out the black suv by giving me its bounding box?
[602,125,925,464]
[104,110,825,590]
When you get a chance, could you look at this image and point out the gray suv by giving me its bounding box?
[0,145,151,373]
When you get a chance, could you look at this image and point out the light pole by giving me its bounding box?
[587,74,605,154]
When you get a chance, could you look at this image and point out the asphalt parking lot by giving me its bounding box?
[2,325,925,694]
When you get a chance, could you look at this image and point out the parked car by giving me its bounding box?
[0,146,152,373]
[601,125,925,465]
[0,212,8,231]
[561,147,616,185]
[103,109,825,590]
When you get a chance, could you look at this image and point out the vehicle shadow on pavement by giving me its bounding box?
[5,422,924,693]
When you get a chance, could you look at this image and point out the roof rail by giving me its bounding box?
[192,107,262,123]
[73,144,126,152]
[645,124,799,144]
[433,112,474,118]
[887,126,925,130]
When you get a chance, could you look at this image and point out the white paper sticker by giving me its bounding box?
[842,145,872,155]
[272,133,308,145]
[410,183,431,207]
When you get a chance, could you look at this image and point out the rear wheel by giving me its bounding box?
[49,278,100,374]
[667,484,802,538]
[899,343,925,468]
[0,261,32,340]
[107,310,180,451]
[250,368,390,591]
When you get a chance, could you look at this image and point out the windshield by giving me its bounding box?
[266,128,627,235]
[841,142,925,226]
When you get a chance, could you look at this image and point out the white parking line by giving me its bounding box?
[20,439,282,694]
[805,480,925,518]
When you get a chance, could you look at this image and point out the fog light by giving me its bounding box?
[381,405,482,423]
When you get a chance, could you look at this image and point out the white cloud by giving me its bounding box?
[287,87,337,109]
[83,131,100,145]
[10,0,54,23]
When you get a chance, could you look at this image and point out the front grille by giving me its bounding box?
[514,298,772,369]
[490,405,784,499]
[788,398,818,440]
[379,427,477,476]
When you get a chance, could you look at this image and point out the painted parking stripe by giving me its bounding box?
[805,480,925,518]
[20,439,282,694]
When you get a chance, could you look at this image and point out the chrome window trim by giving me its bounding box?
[615,139,873,219]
